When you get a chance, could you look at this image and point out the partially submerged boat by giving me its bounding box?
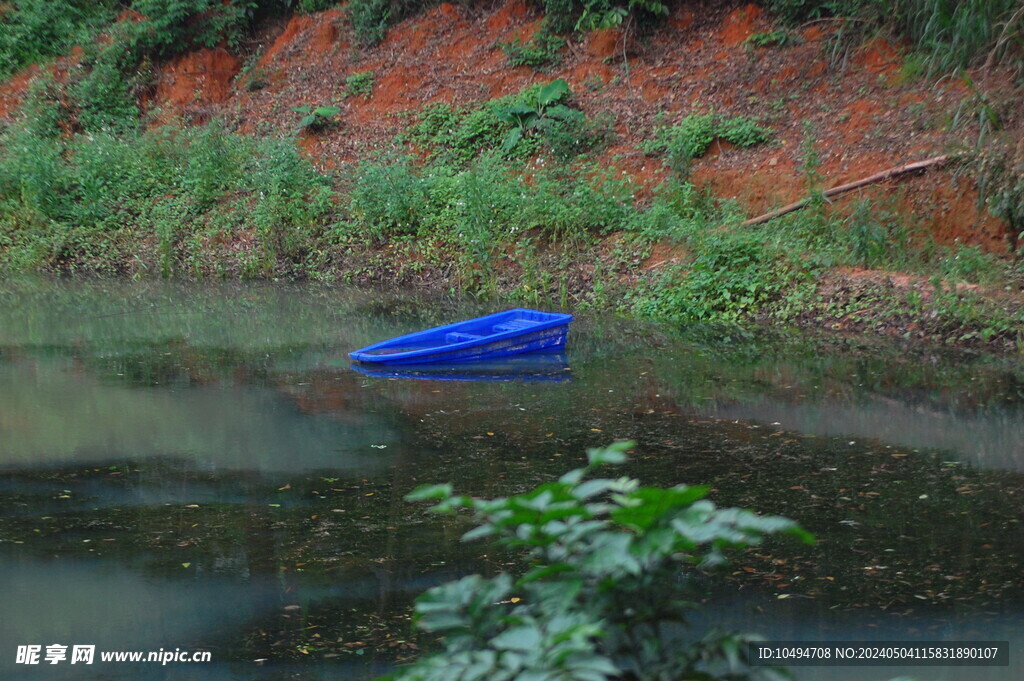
[349,309,573,366]
[350,351,571,382]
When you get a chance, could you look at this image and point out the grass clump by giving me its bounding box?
[765,0,1023,75]
[344,70,375,99]
[0,119,334,277]
[745,29,800,49]
[499,23,567,69]
[642,113,772,178]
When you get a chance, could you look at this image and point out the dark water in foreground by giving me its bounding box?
[0,279,1022,680]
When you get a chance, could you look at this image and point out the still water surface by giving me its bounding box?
[1,279,1022,680]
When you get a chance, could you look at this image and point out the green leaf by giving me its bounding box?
[520,562,574,583]
[536,79,569,108]
[585,441,633,466]
[405,483,454,502]
[492,624,542,651]
[462,524,496,542]
[572,478,614,500]
[611,485,709,530]
[558,467,587,485]
[501,127,523,153]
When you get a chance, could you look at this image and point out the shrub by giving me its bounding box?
[541,0,668,33]
[938,242,1006,287]
[404,101,515,167]
[347,0,391,46]
[745,29,799,49]
[643,113,772,179]
[634,229,806,323]
[974,136,1024,254]
[347,155,433,242]
[298,0,340,13]
[0,0,119,78]
[404,81,604,167]
[399,441,810,681]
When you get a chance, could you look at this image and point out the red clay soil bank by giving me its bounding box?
[717,4,765,47]
[0,66,37,120]
[154,48,242,111]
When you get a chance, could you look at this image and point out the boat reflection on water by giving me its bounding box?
[350,351,572,383]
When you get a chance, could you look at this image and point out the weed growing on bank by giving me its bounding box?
[0,119,333,277]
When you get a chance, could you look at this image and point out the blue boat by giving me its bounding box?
[349,309,573,366]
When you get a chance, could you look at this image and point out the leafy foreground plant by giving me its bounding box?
[396,442,812,681]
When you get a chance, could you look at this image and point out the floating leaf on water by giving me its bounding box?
[182,562,191,568]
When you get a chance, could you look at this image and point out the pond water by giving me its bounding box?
[1,279,1022,680]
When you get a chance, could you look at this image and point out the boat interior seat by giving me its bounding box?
[445,332,483,343]
[493,319,539,333]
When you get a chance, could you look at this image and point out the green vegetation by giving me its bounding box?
[745,29,800,49]
[399,441,809,681]
[0,1,115,78]
[541,0,668,33]
[0,0,290,134]
[499,23,567,69]
[0,119,333,277]
[292,104,342,132]
[1,89,1020,344]
[642,113,773,178]
[765,0,1023,74]
[402,80,609,166]
[298,0,341,13]
[346,0,393,46]
[345,70,376,99]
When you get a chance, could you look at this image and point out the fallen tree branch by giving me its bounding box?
[741,155,952,227]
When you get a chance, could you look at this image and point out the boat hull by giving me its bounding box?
[350,351,571,382]
[349,309,572,366]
